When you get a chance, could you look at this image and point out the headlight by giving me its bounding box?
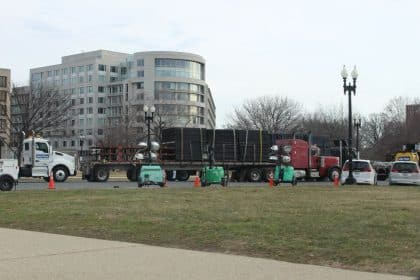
[283,145,292,154]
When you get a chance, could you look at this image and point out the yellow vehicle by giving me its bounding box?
[394,143,420,164]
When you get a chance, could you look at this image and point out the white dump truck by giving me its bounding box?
[0,136,76,190]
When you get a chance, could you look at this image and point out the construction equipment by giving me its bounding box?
[200,134,227,187]
[394,143,420,164]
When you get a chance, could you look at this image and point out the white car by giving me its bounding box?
[389,161,420,186]
[341,159,377,185]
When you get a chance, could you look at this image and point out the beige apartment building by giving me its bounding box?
[0,68,11,158]
[30,50,216,152]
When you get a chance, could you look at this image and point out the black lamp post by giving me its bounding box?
[341,65,358,185]
[144,104,155,164]
[354,117,361,159]
[79,135,85,155]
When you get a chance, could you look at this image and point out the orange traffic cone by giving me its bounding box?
[194,176,200,188]
[269,177,274,188]
[333,174,339,187]
[48,173,55,190]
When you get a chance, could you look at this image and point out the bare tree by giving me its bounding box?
[0,84,71,160]
[225,96,303,133]
[300,104,347,140]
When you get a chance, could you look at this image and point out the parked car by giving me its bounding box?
[341,160,377,185]
[389,161,420,186]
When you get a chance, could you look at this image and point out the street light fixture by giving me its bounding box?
[341,65,358,185]
[144,104,155,164]
[354,116,362,159]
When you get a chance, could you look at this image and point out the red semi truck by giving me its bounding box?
[275,139,341,181]
[80,129,341,182]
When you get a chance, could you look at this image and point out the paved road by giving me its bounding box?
[0,228,413,280]
[14,177,390,191]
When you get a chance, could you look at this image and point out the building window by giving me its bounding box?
[88,86,93,93]
[78,66,84,72]
[110,66,118,73]
[98,64,106,71]
[98,97,104,103]
[62,68,68,75]
[88,75,92,82]
[136,82,144,89]
[88,139,93,146]
[98,86,104,93]
[0,76,8,87]
[87,107,93,114]
[71,99,76,106]
[47,71,52,77]
[71,67,76,74]
[97,129,103,135]
[79,76,84,83]
[71,119,75,126]
[79,87,84,94]
[54,70,59,76]
[155,59,204,80]
[87,64,93,71]
[121,67,127,75]
[71,140,75,147]
[98,108,105,114]
[98,75,106,82]
[0,91,7,101]
[137,70,144,77]
[137,59,144,66]
[79,98,84,105]
[88,97,93,103]
[79,108,84,115]
[63,141,67,147]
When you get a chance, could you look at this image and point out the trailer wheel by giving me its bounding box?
[176,170,190,181]
[126,168,139,182]
[166,170,176,181]
[248,168,262,182]
[53,166,69,183]
[0,176,14,191]
[95,167,110,182]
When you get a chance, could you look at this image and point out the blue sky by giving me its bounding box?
[1,0,420,127]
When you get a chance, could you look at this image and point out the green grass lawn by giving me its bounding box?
[0,186,419,275]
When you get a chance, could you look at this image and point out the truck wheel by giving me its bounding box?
[176,171,189,181]
[138,183,143,188]
[248,168,262,182]
[166,171,176,181]
[126,168,138,182]
[328,167,341,182]
[0,177,14,191]
[95,167,109,182]
[53,166,69,182]
[158,182,165,187]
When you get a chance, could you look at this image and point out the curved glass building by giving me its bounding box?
[29,50,216,150]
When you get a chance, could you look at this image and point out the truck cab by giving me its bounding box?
[19,137,76,182]
[276,139,341,181]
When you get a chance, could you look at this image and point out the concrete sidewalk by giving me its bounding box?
[0,228,414,280]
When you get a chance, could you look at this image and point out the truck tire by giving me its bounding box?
[95,167,110,182]
[53,166,69,183]
[126,168,138,182]
[328,167,341,182]
[248,168,262,182]
[176,170,189,181]
[166,170,176,181]
[0,176,14,191]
